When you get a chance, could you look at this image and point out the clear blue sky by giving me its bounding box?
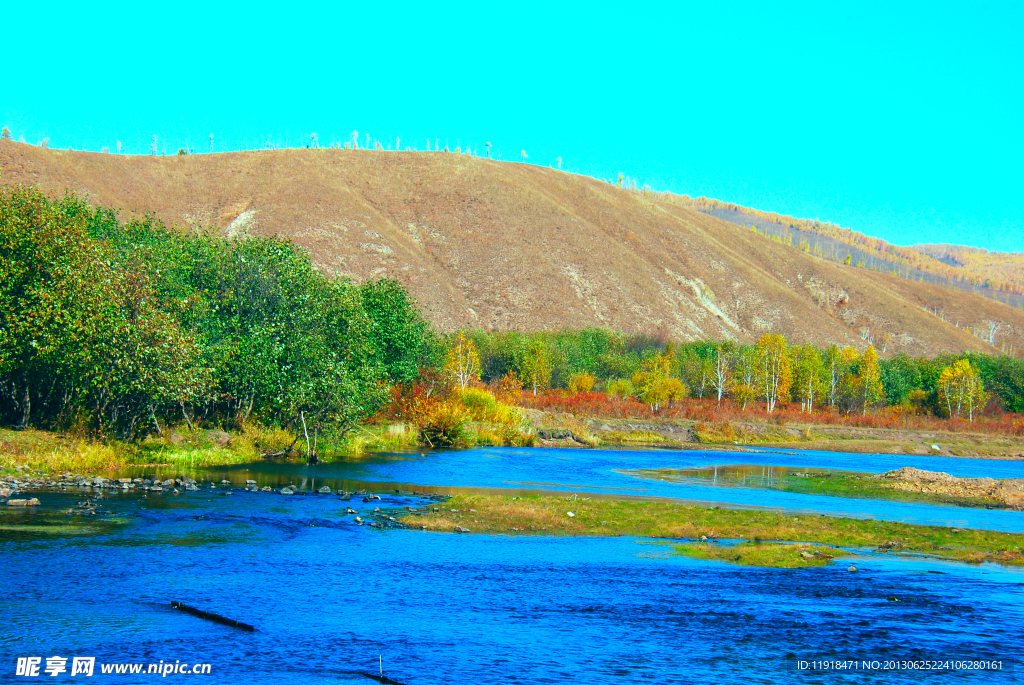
[3,1,1022,251]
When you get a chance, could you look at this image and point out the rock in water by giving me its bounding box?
[280,487,295,495]
[7,498,40,506]
[318,486,331,494]
[454,525,471,533]
[847,565,858,572]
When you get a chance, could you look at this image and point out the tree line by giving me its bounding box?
[0,187,437,449]
[451,329,1023,420]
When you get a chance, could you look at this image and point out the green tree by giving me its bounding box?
[520,337,552,395]
[359,278,438,383]
[791,345,824,412]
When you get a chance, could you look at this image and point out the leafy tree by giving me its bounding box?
[823,344,843,408]
[754,333,791,412]
[444,332,481,390]
[710,344,733,404]
[520,337,552,396]
[937,359,987,421]
[679,348,714,399]
[791,345,824,412]
[359,278,439,383]
[853,345,885,414]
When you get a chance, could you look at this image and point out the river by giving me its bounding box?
[3,446,1022,683]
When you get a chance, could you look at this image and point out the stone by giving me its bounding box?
[0,488,10,497]
[207,430,232,447]
[354,516,363,523]
[454,525,471,533]
[847,565,858,572]
[346,508,357,515]
[220,479,231,485]
[245,480,257,486]
[339,494,352,501]
[8,498,40,506]
[567,511,575,517]
[163,479,176,487]
[318,486,331,494]
[280,487,295,495]
[373,507,381,513]
[261,486,272,492]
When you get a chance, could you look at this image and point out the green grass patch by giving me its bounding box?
[674,541,847,568]
[399,494,1024,567]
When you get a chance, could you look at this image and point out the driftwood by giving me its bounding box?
[170,601,255,632]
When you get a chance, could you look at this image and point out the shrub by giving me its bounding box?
[419,401,470,447]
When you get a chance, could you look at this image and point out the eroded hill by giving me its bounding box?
[2,139,1022,357]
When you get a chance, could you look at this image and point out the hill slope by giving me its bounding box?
[2,139,1022,357]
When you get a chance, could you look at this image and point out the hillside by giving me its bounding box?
[2,138,1023,357]
[674,195,1024,299]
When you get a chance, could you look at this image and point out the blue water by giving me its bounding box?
[189,447,1024,532]
[4,447,1023,683]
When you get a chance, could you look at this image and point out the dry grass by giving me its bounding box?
[3,138,1022,356]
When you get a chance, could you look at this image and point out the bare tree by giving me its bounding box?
[209,133,214,153]
[350,130,359,149]
[984,320,1001,344]
[557,156,562,170]
[486,142,491,158]
[521,149,527,163]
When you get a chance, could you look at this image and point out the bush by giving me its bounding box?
[419,401,470,447]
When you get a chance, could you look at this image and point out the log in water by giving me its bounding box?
[170,601,255,632]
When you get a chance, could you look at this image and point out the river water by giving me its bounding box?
[3,447,1022,683]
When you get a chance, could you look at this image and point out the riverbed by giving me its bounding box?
[3,447,1022,683]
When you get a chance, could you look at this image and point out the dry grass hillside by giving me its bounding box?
[2,138,1023,357]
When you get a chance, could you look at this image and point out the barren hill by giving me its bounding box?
[2,138,1023,357]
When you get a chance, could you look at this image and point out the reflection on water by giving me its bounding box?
[626,463,844,488]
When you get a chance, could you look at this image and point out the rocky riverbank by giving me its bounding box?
[1,467,450,531]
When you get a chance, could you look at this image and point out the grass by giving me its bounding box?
[628,466,1012,510]
[674,541,846,568]
[0,428,127,473]
[601,430,666,445]
[398,494,1024,567]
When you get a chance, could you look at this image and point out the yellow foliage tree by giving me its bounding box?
[754,333,791,412]
[520,338,552,396]
[853,345,885,414]
[937,359,988,421]
[632,350,686,410]
[444,332,480,390]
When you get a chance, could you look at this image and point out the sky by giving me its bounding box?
[2,1,1022,251]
